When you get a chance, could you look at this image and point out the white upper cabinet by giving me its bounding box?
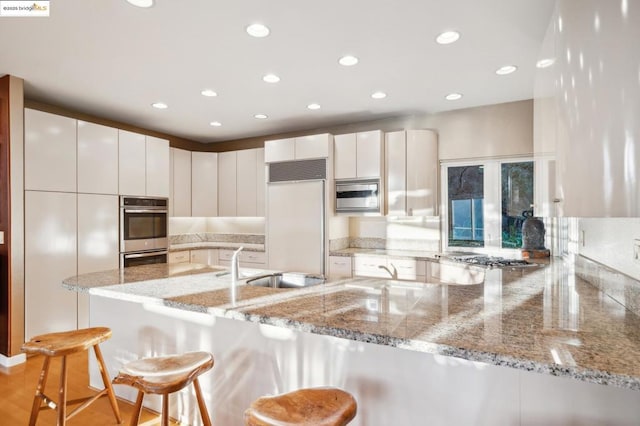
[265,133,331,163]
[334,130,383,179]
[77,121,118,195]
[264,138,295,163]
[294,134,331,159]
[237,149,258,216]
[218,151,237,217]
[171,148,192,217]
[118,130,146,196]
[191,151,218,217]
[218,148,265,217]
[145,136,170,198]
[334,133,357,179]
[385,130,438,216]
[25,108,77,192]
[406,130,438,216]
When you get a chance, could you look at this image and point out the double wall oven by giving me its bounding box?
[120,196,168,268]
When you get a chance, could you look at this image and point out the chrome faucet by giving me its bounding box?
[378,264,398,280]
[230,246,243,305]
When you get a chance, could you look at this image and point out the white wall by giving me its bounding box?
[350,216,441,250]
[169,217,265,235]
[578,218,640,280]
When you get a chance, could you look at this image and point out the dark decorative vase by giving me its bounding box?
[521,210,546,250]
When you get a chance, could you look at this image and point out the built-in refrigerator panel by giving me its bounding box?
[267,180,325,275]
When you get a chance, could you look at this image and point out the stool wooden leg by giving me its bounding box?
[161,394,169,426]
[93,344,123,423]
[129,391,144,426]
[193,377,212,426]
[58,355,68,426]
[28,356,51,426]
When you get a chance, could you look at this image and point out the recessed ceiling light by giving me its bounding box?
[263,74,280,83]
[436,31,460,45]
[496,65,518,75]
[536,58,556,68]
[126,0,154,8]
[307,103,321,110]
[371,91,387,99]
[246,24,270,38]
[209,121,222,127]
[254,114,268,119]
[338,55,359,66]
[201,89,218,97]
[151,102,168,109]
[445,93,463,101]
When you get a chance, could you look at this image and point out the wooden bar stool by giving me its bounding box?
[21,326,122,426]
[244,387,357,426]
[112,351,214,426]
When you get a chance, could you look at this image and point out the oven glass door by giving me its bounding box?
[121,251,168,268]
[122,210,167,240]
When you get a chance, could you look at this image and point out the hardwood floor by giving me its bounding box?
[0,351,180,425]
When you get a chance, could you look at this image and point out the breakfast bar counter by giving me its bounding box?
[63,259,640,425]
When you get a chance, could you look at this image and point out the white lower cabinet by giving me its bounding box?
[218,249,266,268]
[190,249,218,266]
[25,191,78,339]
[354,256,426,281]
[329,256,352,279]
[77,194,119,328]
[168,251,190,264]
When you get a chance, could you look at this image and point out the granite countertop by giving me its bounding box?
[63,260,640,391]
[329,247,441,260]
[169,242,265,252]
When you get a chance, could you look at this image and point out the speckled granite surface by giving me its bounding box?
[329,247,441,260]
[64,259,640,391]
[169,233,265,251]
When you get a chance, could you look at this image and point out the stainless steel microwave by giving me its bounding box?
[335,179,381,213]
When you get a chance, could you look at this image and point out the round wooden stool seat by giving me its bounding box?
[244,387,357,426]
[21,327,122,426]
[113,351,214,426]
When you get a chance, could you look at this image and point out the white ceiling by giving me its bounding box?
[0,0,556,143]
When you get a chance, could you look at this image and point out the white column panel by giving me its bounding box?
[171,148,192,217]
[385,131,407,216]
[25,191,77,339]
[146,136,170,197]
[255,148,265,217]
[218,151,237,216]
[77,121,118,194]
[236,149,258,216]
[118,130,146,196]
[24,109,77,192]
[192,151,218,217]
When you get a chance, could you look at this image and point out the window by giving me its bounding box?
[448,165,484,247]
[501,162,534,248]
[442,159,534,252]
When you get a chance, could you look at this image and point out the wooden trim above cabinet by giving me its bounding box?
[24,99,207,152]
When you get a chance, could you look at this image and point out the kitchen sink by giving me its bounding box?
[246,272,325,289]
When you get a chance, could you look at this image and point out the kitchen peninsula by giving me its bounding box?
[63,258,640,425]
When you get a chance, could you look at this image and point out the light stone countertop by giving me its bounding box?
[329,247,441,260]
[63,259,640,391]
